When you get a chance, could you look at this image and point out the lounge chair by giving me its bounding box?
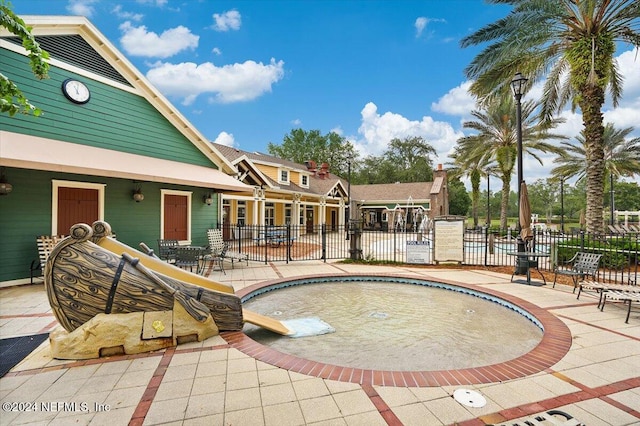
[552,252,602,292]
[207,229,249,269]
[600,289,640,323]
[577,281,639,308]
[608,225,623,235]
[30,235,65,284]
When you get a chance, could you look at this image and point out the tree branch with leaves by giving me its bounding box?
[1,0,50,116]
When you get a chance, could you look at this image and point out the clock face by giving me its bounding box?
[61,79,91,104]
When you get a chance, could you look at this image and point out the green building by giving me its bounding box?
[0,16,250,285]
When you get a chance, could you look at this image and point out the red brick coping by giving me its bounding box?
[226,273,572,387]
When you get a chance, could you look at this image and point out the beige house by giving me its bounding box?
[213,144,449,238]
[212,144,349,240]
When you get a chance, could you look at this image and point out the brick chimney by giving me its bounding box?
[304,160,317,176]
[317,162,330,179]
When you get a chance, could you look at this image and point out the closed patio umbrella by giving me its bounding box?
[519,181,533,242]
[579,209,586,230]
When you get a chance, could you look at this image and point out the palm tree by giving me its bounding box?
[461,0,640,234]
[448,145,494,228]
[456,95,566,229]
[551,122,640,182]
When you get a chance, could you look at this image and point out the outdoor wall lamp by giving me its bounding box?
[0,168,12,195]
[132,187,144,202]
[203,193,214,205]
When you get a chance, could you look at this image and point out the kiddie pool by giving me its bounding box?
[228,274,572,387]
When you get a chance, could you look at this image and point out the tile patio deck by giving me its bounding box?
[1,260,638,425]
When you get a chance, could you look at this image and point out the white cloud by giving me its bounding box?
[136,0,167,6]
[66,0,97,17]
[431,80,475,117]
[291,119,302,126]
[119,22,199,58]
[212,10,242,32]
[355,102,464,163]
[414,16,446,39]
[212,47,222,55]
[618,48,640,95]
[213,131,236,147]
[112,5,143,22]
[146,58,285,104]
[330,126,343,136]
[415,17,427,38]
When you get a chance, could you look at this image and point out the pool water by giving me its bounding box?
[243,280,543,371]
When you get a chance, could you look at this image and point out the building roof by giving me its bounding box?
[351,182,433,203]
[212,143,348,198]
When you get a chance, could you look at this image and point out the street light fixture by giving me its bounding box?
[511,72,528,231]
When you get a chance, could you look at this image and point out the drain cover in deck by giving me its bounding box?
[453,388,486,408]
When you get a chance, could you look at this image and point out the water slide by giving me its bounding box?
[97,237,293,336]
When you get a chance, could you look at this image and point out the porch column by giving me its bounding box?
[339,198,346,230]
[319,196,327,225]
[292,193,301,239]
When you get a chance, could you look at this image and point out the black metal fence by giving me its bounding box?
[221,224,638,285]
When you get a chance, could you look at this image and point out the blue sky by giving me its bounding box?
[11,0,640,187]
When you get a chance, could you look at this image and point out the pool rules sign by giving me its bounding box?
[433,216,465,264]
[406,240,431,264]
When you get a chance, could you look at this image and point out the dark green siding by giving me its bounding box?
[0,49,216,168]
[0,168,219,282]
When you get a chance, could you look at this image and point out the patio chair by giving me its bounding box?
[207,229,249,268]
[30,235,65,284]
[553,252,602,292]
[202,242,227,275]
[174,246,204,274]
[600,289,640,323]
[157,239,179,263]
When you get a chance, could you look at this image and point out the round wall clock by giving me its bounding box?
[61,79,91,104]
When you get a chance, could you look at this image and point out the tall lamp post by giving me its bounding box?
[610,173,615,226]
[486,171,491,227]
[560,177,565,233]
[511,72,528,232]
[346,156,352,240]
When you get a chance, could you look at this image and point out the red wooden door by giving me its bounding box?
[57,187,99,235]
[164,194,188,240]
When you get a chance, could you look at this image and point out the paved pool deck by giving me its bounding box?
[1,261,639,425]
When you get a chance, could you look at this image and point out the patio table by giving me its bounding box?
[507,251,550,286]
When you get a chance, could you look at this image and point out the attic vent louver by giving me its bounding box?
[2,35,132,87]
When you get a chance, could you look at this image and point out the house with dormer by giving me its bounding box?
[212,144,449,238]
[0,16,251,285]
[211,144,349,240]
